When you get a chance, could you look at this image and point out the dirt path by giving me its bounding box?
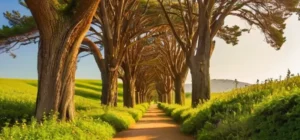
[113,104,194,140]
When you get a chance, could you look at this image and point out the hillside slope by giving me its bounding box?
[185,79,251,93]
[160,76,300,140]
[0,79,149,140]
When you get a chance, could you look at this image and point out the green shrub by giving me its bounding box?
[135,103,149,113]
[114,107,143,121]
[182,90,272,134]
[247,91,300,140]
[181,116,197,134]
[171,106,189,122]
[0,79,149,139]
[180,108,197,122]
[0,117,115,140]
[100,111,135,131]
[158,77,300,139]
[0,98,34,128]
[165,105,181,116]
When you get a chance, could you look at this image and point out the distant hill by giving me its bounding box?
[185,79,251,93]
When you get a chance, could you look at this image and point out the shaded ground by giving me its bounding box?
[114,105,194,140]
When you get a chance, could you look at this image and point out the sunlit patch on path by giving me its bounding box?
[113,104,194,140]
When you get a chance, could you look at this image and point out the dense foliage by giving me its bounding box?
[0,79,149,139]
[159,75,300,140]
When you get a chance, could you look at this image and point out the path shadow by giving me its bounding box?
[114,126,194,140]
[137,119,174,124]
[142,114,166,117]
[114,106,194,140]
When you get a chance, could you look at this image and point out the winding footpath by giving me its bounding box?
[113,104,194,140]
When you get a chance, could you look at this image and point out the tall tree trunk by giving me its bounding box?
[167,92,172,104]
[162,94,167,103]
[174,75,186,105]
[158,94,162,102]
[189,21,214,107]
[26,0,100,121]
[140,93,143,103]
[101,71,109,104]
[142,94,145,103]
[190,56,211,107]
[123,77,136,107]
[128,80,136,107]
[114,87,118,107]
[101,70,118,107]
[165,94,168,103]
[101,70,118,106]
[122,64,136,107]
[136,91,140,104]
[101,71,110,105]
[109,71,118,106]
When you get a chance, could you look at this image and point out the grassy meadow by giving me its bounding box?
[1,76,300,140]
[159,76,300,140]
[0,78,149,139]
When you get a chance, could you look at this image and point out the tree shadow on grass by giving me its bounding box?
[87,81,123,88]
[0,99,34,130]
[87,81,102,87]
[75,88,123,102]
[75,88,100,100]
[26,82,38,87]
[75,83,101,92]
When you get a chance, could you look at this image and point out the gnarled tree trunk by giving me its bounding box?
[189,39,214,107]
[136,91,140,104]
[101,69,118,106]
[190,57,210,107]
[167,92,172,104]
[122,63,136,107]
[174,70,188,105]
[26,0,100,121]
[123,79,136,107]
[174,76,184,105]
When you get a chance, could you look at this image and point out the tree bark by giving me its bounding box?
[136,91,140,104]
[25,0,100,121]
[140,92,144,103]
[162,94,167,103]
[190,56,211,107]
[128,80,136,107]
[164,94,168,103]
[114,88,118,107]
[174,75,186,105]
[167,92,172,104]
[101,70,118,106]
[162,94,164,103]
[122,63,136,107]
[158,94,162,102]
[189,19,214,107]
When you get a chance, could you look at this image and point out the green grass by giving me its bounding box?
[0,78,149,139]
[159,76,300,140]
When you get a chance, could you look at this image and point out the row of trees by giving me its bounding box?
[0,0,299,121]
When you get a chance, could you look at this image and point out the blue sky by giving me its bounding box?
[0,1,300,84]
